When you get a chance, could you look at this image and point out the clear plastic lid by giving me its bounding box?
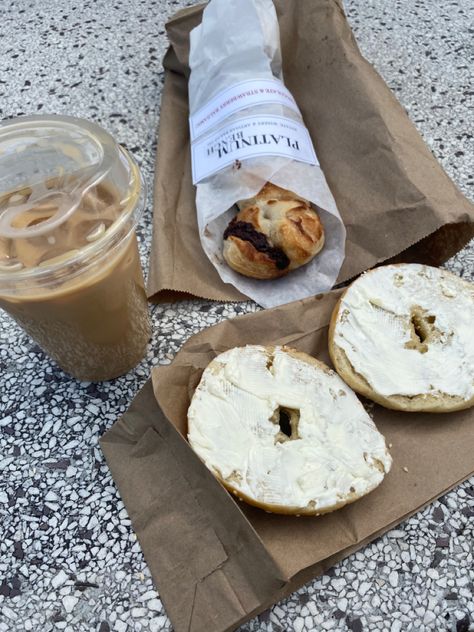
[0,115,142,286]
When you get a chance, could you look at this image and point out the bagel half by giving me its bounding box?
[329,264,474,412]
[187,345,392,515]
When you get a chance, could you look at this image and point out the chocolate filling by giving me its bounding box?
[224,219,290,270]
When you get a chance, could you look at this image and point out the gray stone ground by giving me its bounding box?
[0,0,473,631]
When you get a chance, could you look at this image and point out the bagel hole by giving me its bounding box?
[412,313,428,343]
[406,307,437,353]
[272,406,300,443]
[279,409,292,437]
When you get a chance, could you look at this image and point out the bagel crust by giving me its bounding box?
[329,264,474,412]
[223,183,324,279]
[187,345,391,515]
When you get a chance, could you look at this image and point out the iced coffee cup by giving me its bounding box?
[0,115,151,381]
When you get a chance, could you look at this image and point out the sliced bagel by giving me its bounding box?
[329,264,474,412]
[187,345,391,515]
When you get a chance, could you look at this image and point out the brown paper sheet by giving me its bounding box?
[101,289,474,632]
[147,0,474,303]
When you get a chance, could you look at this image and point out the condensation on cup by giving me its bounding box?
[0,115,151,381]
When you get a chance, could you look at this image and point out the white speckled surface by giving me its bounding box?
[0,1,473,631]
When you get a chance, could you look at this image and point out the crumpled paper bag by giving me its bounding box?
[101,288,474,632]
[147,0,474,304]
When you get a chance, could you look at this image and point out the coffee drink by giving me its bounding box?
[0,116,151,381]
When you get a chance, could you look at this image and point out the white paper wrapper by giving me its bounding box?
[189,0,345,308]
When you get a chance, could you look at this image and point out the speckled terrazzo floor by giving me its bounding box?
[0,1,473,631]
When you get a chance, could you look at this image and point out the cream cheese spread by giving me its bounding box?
[333,264,474,399]
[188,345,391,512]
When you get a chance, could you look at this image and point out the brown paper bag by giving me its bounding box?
[147,0,474,303]
[101,289,474,632]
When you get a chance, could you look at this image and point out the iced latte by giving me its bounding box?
[0,116,151,381]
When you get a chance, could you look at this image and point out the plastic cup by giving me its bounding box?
[0,115,151,381]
